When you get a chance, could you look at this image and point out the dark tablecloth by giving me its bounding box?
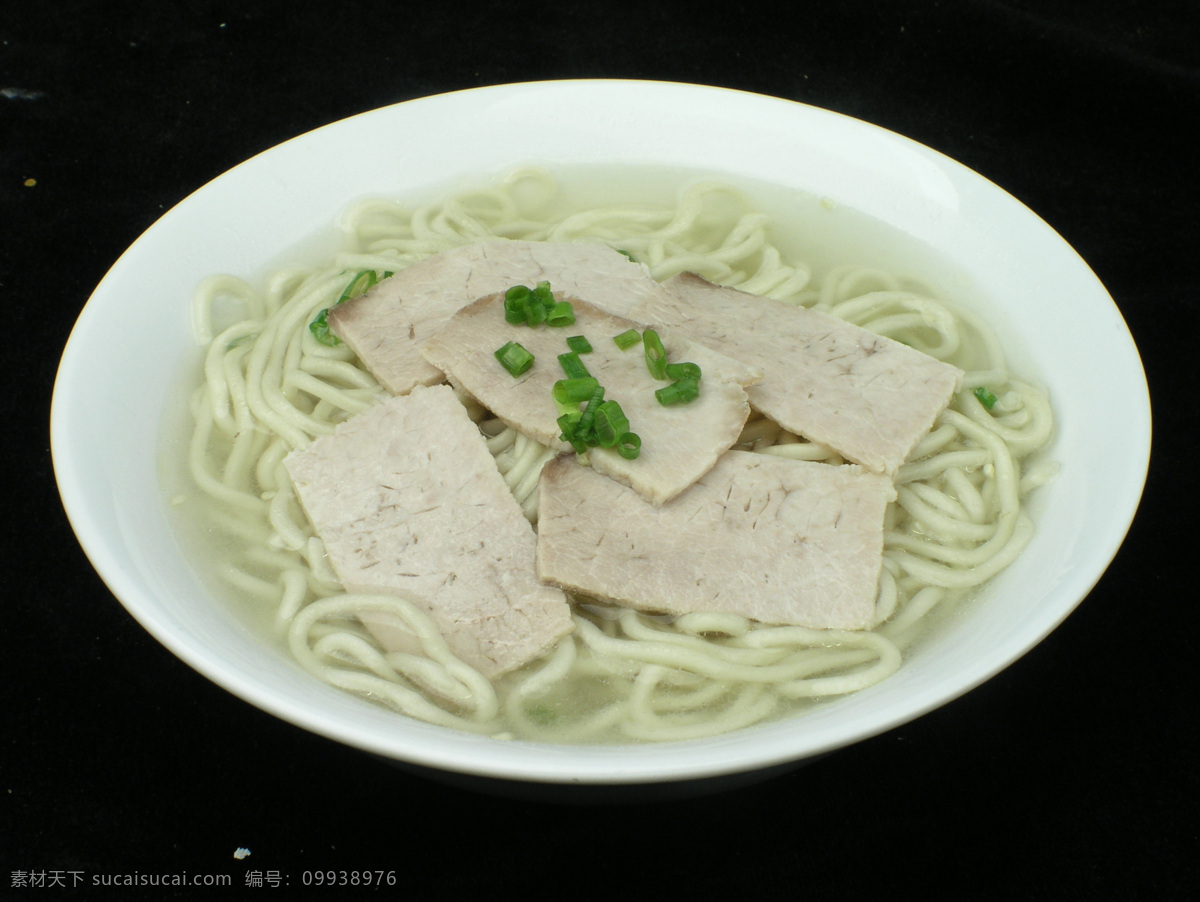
[5,1,1195,897]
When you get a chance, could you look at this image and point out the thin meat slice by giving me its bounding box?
[536,451,896,630]
[329,240,658,395]
[283,384,573,678]
[420,293,762,505]
[629,273,964,475]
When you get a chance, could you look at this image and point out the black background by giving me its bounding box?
[4,1,1197,898]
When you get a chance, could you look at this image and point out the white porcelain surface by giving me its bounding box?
[51,80,1150,787]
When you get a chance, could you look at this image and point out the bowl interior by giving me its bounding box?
[51,80,1150,784]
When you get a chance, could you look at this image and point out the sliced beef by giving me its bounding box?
[420,293,761,505]
[536,451,895,630]
[630,273,963,475]
[329,240,658,395]
[283,384,573,678]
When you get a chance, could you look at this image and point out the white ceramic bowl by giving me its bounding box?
[51,80,1150,796]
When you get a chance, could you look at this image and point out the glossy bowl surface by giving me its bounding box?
[51,80,1150,789]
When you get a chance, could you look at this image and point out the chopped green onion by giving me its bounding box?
[524,295,547,326]
[504,289,529,323]
[309,308,337,346]
[558,351,590,380]
[557,411,582,440]
[311,275,360,344]
[566,335,593,353]
[547,301,576,327]
[643,329,668,379]
[505,287,530,325]
[664,361,702,381]
[503,283,560,326]
[613,328,642,350]
[310,269,381,346]
[552,376,600,405]
[973,386,999,410]
[594,400,630,448]
[576,386,606,440]
[336,269,378,305]
[494,341,534,377]
[655,377,700,406]
[557,411,589,453]
[617,432,641,459]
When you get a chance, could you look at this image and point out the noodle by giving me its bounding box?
[173,167,1055,743]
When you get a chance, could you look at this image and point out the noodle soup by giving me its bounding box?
[165,166,1055,743]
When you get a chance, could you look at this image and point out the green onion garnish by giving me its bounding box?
[973,386,999,410]
[594,400,630,448]
[309,308,336,346]
[525,295,548,325]
[566,335,593,353]
[576,386,606,440]
[557,410,582,440]
[494,341,534,377]
[310,269,381,346]
[504,289,529,323]
[643,329,668,379]
[655,377,700,406]
[613,328,642,350]
[557,411,589,453]
[504,282,561,326]
[553,376,600,405]
[558,351,590,380]
[547,301,575,327]
[617,432,641,459]
[336,269,378,305]
[664,361,702,381]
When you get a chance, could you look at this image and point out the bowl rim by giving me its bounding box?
[51,78,1152,784]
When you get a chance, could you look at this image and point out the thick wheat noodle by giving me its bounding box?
[187,393,262,513]
[896,485,995,543]
[507,633,578,700]
[964,381,1054,455]
[267,485,308,552]
[277,569,310,624]
[289,595,499,724]
[282,370,376,416]
[180,170,1054,741]
[202,321,258,435]
[622,669,779,741]
[674,611,751,637]
[255,437,292,494]
[635,671,738,713]
[299,355,379,389]
[191,274,262,344]
[570,615,895,687]
[615,613,796,668]
[898,448,990,484]
[760,442,843,462]
[943,466,988,522]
